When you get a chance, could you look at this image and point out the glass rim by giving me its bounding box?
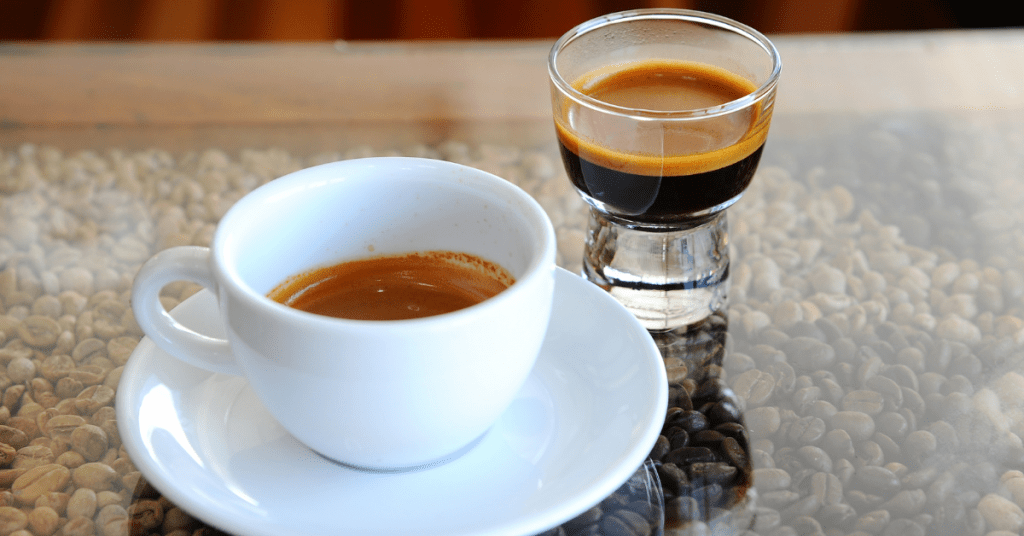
[548,8,783,121]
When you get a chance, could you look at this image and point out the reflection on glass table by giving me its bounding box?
[2,111,1024,535]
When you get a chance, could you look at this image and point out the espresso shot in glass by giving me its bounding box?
[548,9,781,334]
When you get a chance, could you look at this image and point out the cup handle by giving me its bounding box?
[131,246,241,376]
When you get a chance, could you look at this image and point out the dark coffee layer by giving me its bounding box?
[559,140,763,221]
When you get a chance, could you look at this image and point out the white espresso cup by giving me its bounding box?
[131,157,557,472]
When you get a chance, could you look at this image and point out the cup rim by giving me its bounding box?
[548,8,783,121]
[210,157,556,329]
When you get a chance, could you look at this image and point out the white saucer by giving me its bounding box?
[117,268,667,536]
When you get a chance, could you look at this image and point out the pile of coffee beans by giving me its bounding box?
[2,112,1024,535]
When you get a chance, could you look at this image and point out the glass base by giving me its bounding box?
[582,208,729,332]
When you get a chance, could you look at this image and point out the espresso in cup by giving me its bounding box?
[268,251,515,320]
[131,157,557,471]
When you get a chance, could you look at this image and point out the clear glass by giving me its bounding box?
[548,9,781,332]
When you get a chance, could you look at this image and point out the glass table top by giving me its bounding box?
[1,35,1023,536]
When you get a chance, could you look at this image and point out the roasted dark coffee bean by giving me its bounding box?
[665,496,700,525]
[691,429,726,447]
[664,407,684,428]
[691,483,725,511]
[690,378,726,407]
[649,435,670,462]
[721,437,750,470]
[599,510,650,536]
[688,462,738,486]
[667,410,710,435]
[708,399,743,425]
[667,428,689,450]
[668,384,692,411]
[665,446,716,466]
[600,490,628,510]
[657,463,690,496]
[621,500,661,523]
[714,422,748,442]
[563,506,602,533]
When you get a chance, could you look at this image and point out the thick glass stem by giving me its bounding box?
[582,207,730,331]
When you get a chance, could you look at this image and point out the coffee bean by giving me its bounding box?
[875,411,908,440]
[600,510,650,536]
[665,446,716,466]
[714,422,748,442]
[665,496,700,525]
[754,468,792,491]
[563,505,601,533]
[721,437,750,471]
[881,488,927,516]
[791,515,825,536]
[808,471,843,505]
[708,400,743,426]
[667,428,689,450]
[782,337,836,371]
[882,518,925,536]
[792,386,822,410]
[746,407,781,439]
[649,435,669,462]
[804,400,838,423]
[787,416,826,445]
[780,494,822,519]
[830,411,875,442]
[657,463,689,496]
[853,465,901,497]
[10,464,70,506]
[797,446,832,474]
[818,503,857,529]
[666,410,709,435]
[853,509,890,533]
[691,430,726,447]
[688,462,738,488]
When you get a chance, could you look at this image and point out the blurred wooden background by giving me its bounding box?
[0,0,1018,41]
